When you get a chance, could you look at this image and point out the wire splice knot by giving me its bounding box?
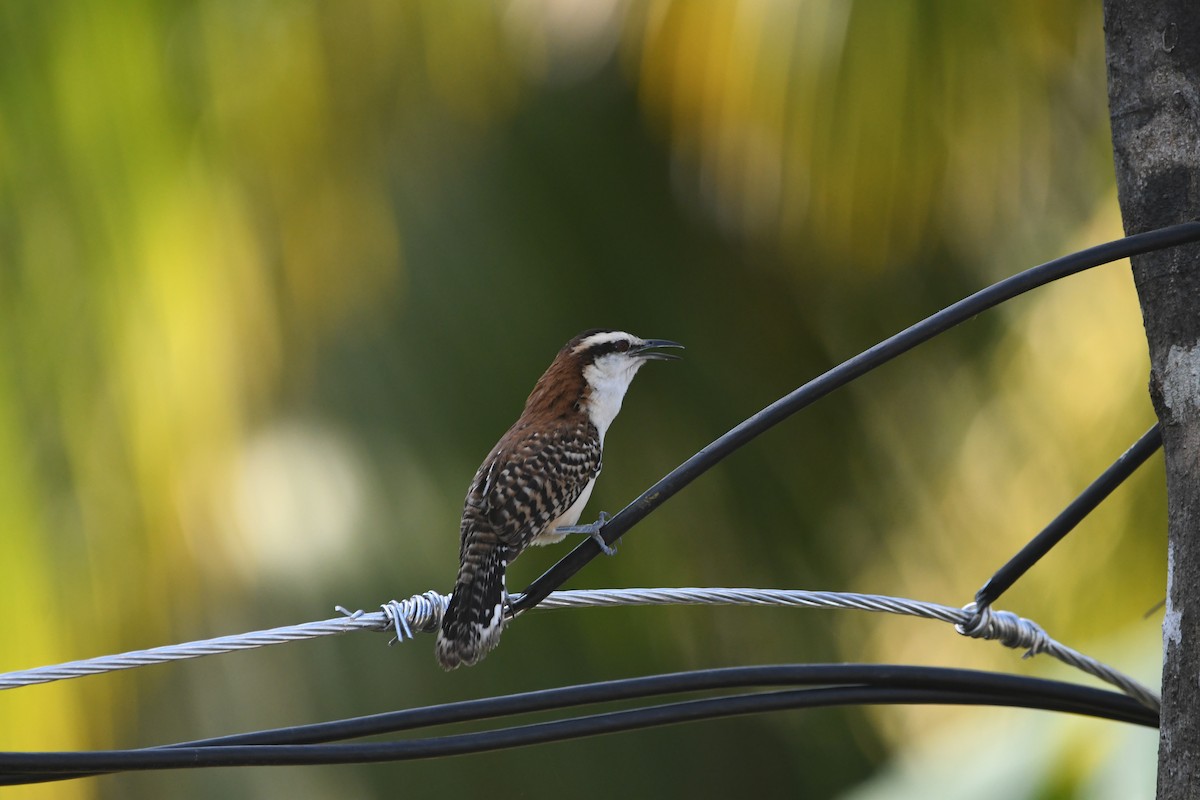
[381,591,448,645]
[957,602,1051,659]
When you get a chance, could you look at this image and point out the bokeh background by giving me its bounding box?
[0,1,1165,798]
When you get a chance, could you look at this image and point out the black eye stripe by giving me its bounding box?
[586,339,631,360]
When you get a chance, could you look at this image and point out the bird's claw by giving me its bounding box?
[556,511,617,556]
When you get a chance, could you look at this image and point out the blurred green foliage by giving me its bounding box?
[0,1,1161,798]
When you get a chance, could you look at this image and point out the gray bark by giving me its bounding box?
[1103,1,1200,797]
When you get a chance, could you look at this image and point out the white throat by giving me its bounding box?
[581,356,644,443]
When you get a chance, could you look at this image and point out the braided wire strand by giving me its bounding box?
[536,589,1160,710]
[0,591,445,690]
[0,587,1158,711]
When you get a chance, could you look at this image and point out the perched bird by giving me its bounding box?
[436,329,682,670]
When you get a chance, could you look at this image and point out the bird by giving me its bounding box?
[436,329,683,670]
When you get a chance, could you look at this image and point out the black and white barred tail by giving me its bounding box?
[436,541,513,670]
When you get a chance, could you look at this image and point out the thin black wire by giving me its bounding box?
[511,221,1200,614]
[0,666,1156,783]
[974,424,1163,609]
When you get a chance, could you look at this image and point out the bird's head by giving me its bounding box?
[523,330,682,436]
[565,329,682,438]
[568,328,682,389]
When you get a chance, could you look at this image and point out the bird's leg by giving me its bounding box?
[555,511,616,555]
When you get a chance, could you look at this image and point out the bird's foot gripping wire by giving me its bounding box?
[556,511,617,556]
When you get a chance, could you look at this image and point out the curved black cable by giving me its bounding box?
[161,663,1158,746]
[511,221,1200,613]
[0,666,1157,783]
[974,424,1163,608]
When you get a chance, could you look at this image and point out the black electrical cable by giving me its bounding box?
[0,667,1156,783]
[974,424,1163,608]
[160,663,1159,747]
[0,687,1152,779]
[511,221,1200,614]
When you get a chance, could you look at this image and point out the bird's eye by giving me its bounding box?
[615,340,631,352]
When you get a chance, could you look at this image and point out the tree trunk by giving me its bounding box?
[1103,2,1200,797]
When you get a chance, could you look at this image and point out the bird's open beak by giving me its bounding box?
[633,339,684,361]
